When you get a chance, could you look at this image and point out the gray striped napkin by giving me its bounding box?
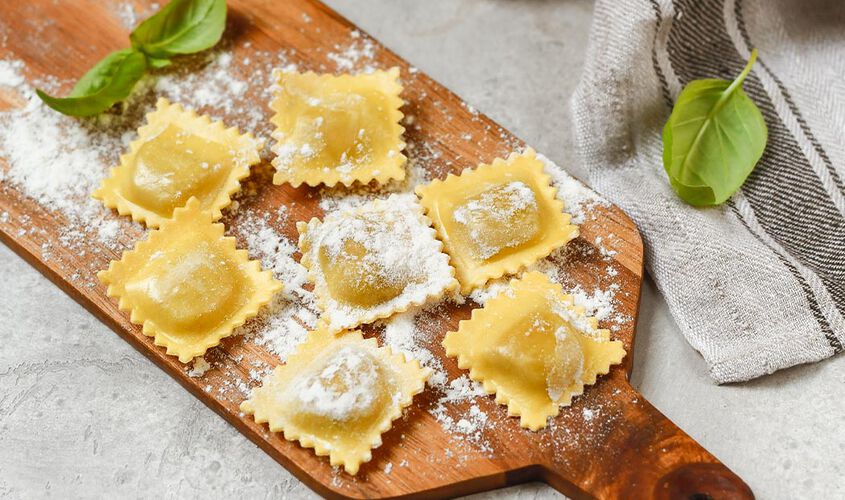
[571,0,844,383]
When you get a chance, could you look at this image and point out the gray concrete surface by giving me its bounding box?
[1,1,843,499]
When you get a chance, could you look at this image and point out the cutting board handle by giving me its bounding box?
[539,383,754,500]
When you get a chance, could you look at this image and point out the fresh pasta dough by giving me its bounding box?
[93,98,262,228]
[270,67,406,187]
[443,272,625,430]
[297,194,457,333]
[241,329,430,475]
[98,198,282,362]
[416,148,578,293]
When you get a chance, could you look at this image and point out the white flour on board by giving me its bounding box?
[0,48,287,254]
[232,207,316,363]
[327,30,377,72]
[0,59,25,88]
[0,25,628,470]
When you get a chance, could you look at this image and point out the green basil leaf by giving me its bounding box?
[146,56,174,69]
[130,0,226,59]
[662,49,768,206]
[36,49,147,117]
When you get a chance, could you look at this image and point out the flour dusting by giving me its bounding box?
[0,26,631,476]
[537,152,609,224]
[293,345,388,421]
[303,193,456,333]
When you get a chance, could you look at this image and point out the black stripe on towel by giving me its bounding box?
[734,0,845,196]
[649,0,674,109]
[729,201,843,352]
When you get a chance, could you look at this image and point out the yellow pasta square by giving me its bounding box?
[416,148,579,293]
[98,198,282,363]
[297,194,457,334]
[269,67,406,187]
[93,98,263,228]
[241,328,430,475]
[443,272,625,430]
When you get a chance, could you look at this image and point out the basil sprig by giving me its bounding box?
[37,0,226,117]
[131,0,227,60]
[36,50,147,117]
[662,49,768,206]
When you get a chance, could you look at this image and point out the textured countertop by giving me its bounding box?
[1,1,843,498]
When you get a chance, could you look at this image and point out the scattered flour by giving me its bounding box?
[0,84,135,247]
[238,208,309,296]
[0,45,285,253]
[188,357,212,377]
[155,49,290,137]
[382,309,446,387]
[381,309,492,452]
[0,27,630,471]
[112,2,139,28]
[429,377,493,454]
[111,1,163,30]
[233,209,316,362]
[157,53,247,111]
[537,152,608,224]
[468,279,511,305]
[471,261,628,335]
[551,299,598,338]
[568,284,617,322]
[0,59,25,88]
[327,30,377,72]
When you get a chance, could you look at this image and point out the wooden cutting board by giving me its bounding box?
[0,1,753,498]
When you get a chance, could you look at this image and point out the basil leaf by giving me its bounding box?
[146,56,174,69]
[36,49,147,117]
[130,0,226,59]
[662,49,768,206]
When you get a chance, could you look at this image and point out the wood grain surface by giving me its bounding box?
[0,1,753,498]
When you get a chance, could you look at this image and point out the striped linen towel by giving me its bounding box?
[571,0,844,383]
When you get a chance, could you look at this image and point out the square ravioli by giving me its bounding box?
[93,98,263,228]
[98,198,282,363]
[416,148,579,293]
[269,67,406,187]
[297,194,457,334]
[241,329,430,475]
[443,272,625,430]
